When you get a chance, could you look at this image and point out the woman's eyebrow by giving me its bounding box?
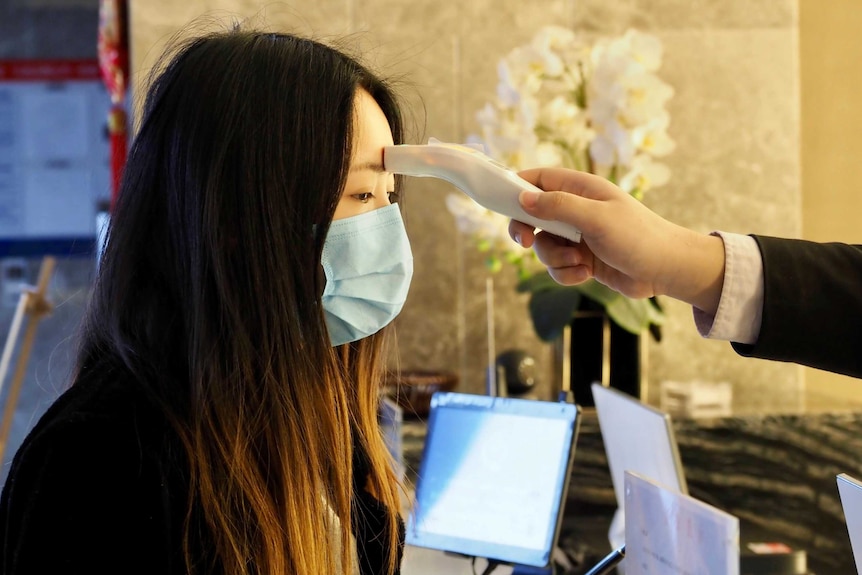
[350,161,387,173]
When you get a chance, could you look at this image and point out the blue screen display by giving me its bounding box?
[406,392,579,567]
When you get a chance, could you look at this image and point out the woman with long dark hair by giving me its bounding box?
[0,28,411,575]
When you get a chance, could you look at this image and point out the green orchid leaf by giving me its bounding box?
[528,287,583,342]
[646,297,666,325]
[517,271,666,339]
[485,255,502,273]
[605,297,652,334]
[574,279,621,307]
[647,297,665,341]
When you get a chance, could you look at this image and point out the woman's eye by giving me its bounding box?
[387,190,400,203]
[353,192,373,203]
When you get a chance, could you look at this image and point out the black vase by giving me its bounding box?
[552,297,646,407]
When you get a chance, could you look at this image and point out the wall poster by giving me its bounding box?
[0,59,111,257]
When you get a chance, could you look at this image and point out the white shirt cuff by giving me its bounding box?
[692,231,763,344]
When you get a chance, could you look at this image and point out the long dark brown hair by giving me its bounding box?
[77,28,405,574]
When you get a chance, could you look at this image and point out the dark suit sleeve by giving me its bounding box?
[0,418,175,574]
[731,235,862,378]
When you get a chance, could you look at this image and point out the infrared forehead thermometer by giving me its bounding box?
[383,140,582,243]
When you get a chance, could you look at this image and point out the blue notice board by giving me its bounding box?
[0,60,111,257]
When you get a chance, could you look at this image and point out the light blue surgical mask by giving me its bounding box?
[321,204,413,346]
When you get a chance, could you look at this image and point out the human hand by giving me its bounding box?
[510,168,726,314]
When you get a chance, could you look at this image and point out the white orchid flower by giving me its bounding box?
[632,113,676,157]
[454,25,673,272]
[617,74,674,127]
[496,59,522,107]
[502,46,552,92]
[445,193,503,239]
[619,155,671,195]
[533,25,578,54]
[529,141,563,167]
[621,29,663,71]
[540,95,583,130]
[444,193,531,257]
[589,118,636,167]
[476,102,498,129]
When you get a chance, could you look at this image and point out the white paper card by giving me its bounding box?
[624,471,739,575]
[837,473,862,574]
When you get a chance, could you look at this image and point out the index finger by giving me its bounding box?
[519,167,619,201]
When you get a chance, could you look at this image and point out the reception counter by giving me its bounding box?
[402,407,862,574]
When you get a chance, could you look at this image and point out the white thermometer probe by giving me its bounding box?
[383,140,582,243]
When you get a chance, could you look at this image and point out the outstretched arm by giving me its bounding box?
[510,167,726,315]
[733,236,862,378]
[510,167,862,378]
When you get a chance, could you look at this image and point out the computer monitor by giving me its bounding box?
[406,392,581,568]
[837,473,862,574]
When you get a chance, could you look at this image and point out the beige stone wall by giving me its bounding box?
[799,0,862,409]
[129,0,803,413]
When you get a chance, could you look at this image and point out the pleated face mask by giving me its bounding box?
[321,204,414,346]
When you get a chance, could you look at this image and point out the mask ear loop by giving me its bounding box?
[312,223,329,300]
[316,262,327,300]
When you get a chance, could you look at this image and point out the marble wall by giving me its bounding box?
[129,0,803,413]
[799,0,862,407]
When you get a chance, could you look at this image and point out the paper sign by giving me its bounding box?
[624,471,739,575]
[837,473,862,575]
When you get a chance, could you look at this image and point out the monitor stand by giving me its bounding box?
[511,564,556,574]
[444,549,567,575]
[511,544,576,574]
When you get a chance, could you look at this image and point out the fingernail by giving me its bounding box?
[513,232,522,245]
[519,190,540,209]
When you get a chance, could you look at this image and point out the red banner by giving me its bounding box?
[98,0,129,211]
[0,60,101,82]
